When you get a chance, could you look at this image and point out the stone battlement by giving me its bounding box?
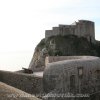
[45,20,95,43]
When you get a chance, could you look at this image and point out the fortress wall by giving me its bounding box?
[69,26,75,35]
[45,56,81,66]
[59,25,75,36]
[75,22,81,37]
[0,70,43,94]
[45,30,53,39]
[52,27,59,36]
[63,27,71,36]
[45,27,60,39]
[45,20,95,43]
[44,56,100,94]
[77,20,95,42]
[62,28,69,35]
[85,21,95,42]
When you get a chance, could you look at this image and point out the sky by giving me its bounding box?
[0,0,100,71]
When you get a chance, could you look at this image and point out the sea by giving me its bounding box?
[0,51,33,72]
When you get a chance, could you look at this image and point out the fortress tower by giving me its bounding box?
[45,20,95,43]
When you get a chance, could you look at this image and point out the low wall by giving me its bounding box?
[45,56,90,66]
[0,70,43,95]
[0,82,41,100]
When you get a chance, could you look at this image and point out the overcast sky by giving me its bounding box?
[0,0,100,51]
[0,0,100,52]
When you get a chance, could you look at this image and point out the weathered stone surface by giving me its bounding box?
[45,20,95,43]
[43,56,100,100]
[29,35,100,71]
[29,39,46,72]
[0,70,43,95]
[0,82,41,100]
[28,20,100,72]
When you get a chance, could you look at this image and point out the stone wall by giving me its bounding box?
[0,70,43,95]
[75,20,95,43]
[0,82,41,100]
[45,30,53,38]
[45,56,83,66]
[45,20,95,43]
[43,56,100,99]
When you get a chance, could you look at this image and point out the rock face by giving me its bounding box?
[29,39,47,71]
[29,35,100,71]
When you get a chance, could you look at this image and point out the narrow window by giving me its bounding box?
[78,67,83,78]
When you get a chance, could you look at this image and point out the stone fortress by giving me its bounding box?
[45,20,95,43]
[0,20,100,100]
[43,56,100,100]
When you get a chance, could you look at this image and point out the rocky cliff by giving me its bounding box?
[29,35,100,71]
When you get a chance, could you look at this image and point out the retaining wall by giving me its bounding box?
[0,70,43,95]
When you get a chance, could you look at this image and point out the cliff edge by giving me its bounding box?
[29,35,100,71]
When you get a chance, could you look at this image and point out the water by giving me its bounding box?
[0,51,33,71]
